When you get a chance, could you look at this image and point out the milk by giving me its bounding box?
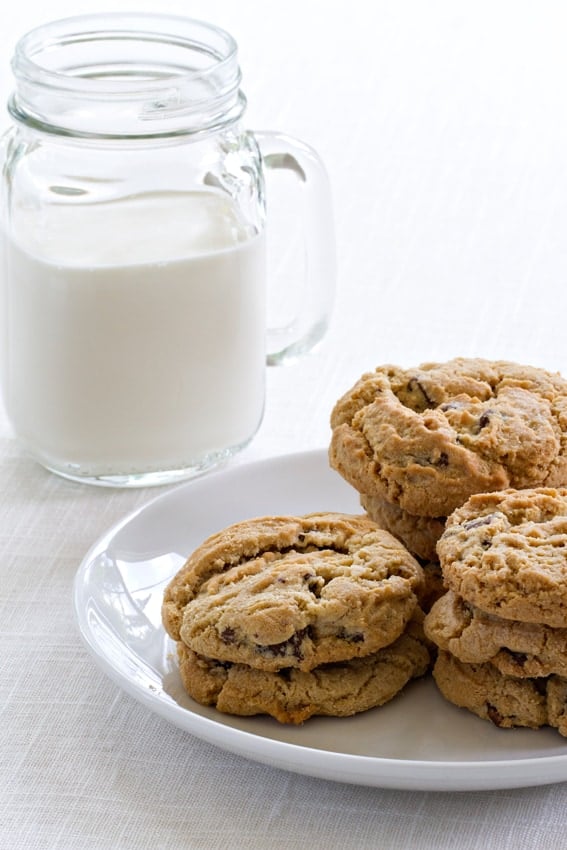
[0,191,266,481]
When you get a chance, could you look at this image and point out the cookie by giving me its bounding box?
[164,513,424,672]
[360,493,445,561]
[329,358,567,517]
[418,561,446,613]
[432,651,549,730]
[547,678,567,737]
[176,620,431,724]
[437,488,567,627]
[424,590,567,677]
[163,513,384,641]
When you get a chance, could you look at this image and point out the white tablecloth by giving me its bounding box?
[3,1,567,847]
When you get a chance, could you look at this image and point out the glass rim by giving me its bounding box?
[11,12,240,97]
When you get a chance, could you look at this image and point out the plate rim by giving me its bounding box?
[73,448,567,792]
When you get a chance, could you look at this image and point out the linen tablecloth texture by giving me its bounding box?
[4,1,567,847]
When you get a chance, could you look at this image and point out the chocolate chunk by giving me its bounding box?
[486,702,504,726]
[405,377,435,411]
[220,626,237,644]
[212,659,233,671]
[507,651,528,667]
[257,627,310,661]
[337,628,364,643]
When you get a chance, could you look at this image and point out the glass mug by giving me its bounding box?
[0,13,335,487]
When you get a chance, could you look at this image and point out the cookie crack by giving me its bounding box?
[392,377,436,413]
[229,541,352,569]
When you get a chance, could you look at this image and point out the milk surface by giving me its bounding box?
[1,191,266,478]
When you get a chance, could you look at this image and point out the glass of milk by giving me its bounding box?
[0,14,335,486]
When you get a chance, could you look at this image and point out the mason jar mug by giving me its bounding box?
[0,13,335,486]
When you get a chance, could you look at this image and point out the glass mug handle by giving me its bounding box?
[254,131,336,366]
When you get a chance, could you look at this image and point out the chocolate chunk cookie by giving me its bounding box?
[418,560,446,613]
[547,678,567,737]
[163,513,384,641]
[424,590,567,678]
[163,513,424,672]
[434,650,567,737]
[329,358,567,517]
[432,651,552,731]
[437,488,567,628]
[176,619,431,724]
[360,493,446,561]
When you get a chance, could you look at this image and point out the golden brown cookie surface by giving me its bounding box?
[547,679,567,737]
[360,493,446,561]
[330,358,567,517]
[432,651,551,731]
[163,513,424,672]
[433,650,567,737]
[425,590,567,678]
[437,488,567,627]
[176,622,430,724]
[163,513,381,641]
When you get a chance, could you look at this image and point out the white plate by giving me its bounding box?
[74,449,567,792]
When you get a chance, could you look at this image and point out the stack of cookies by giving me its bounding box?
[329,357,567,612]
[163,356,567,732]
[423,488,567,735]
[161,512,431,723]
